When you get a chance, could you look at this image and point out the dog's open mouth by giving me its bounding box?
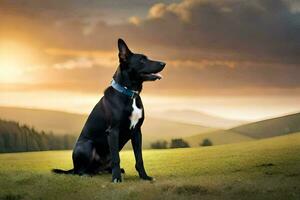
[151,73,163,79]
[141,72,163,80]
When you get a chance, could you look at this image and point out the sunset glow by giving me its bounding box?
[0,91,300,122]
[0,0,299,121]
[0,40,35,83]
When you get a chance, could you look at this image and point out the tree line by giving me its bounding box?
[150,138,213,149]
[0,119,77,153]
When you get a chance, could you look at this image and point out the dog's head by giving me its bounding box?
[117,38,165,82]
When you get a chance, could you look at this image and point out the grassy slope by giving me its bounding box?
[0,133,299,200]
[185,129,254,147]
[231,112,300,139]
[185,112,300,147]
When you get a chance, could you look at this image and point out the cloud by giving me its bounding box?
[167,59,237,69]
[285,0,300,13]
[130,0,300,65]
[44,48,114,58]
[53,58,96,70]
[148,3,169,19]
[53,57,116,70]
[0,0,299,94]
[128,16,142,25]
[2,0,298,64]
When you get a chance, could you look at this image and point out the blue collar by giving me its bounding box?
[111,79,139,99]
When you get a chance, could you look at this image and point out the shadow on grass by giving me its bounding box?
[162,184,209,195]
[0,194,24,200]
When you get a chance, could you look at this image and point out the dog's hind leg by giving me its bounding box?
[101,154,125,174]
[105,167,126,174]
[72,140,94,175]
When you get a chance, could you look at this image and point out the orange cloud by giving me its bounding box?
[45,48,118,69]
[128,16,142,25]
[53,57,117,70]
[44,48,115,58]
[167,59,237,69]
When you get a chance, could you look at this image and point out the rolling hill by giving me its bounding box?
[230,112,300,139]
[152,109,246,128]
[0,106,208,146]
[0,133,299,199]
[185,112,300,147]
[0,106,88,135]
[185,129,254,147]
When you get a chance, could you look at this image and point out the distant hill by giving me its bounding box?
[0,118,76,153]
[185,129,254,147]
[0,107,207,147]
[231,112,300,139]
[153,109,246,128]
[142,117,208,142]
[184,112,300,147]
[0,106,87,135]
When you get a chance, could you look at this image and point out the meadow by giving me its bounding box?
[0,132,299,200]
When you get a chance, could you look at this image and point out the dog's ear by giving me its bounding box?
[118,38,131,63]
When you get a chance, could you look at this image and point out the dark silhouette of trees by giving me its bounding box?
[150,140,168,149]
[170,138,190,148]
[200,138,213,147]
[0,119,77,153]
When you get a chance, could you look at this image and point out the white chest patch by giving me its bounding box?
[129,98,143,129]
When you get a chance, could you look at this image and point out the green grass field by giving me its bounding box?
[0,133,299,200]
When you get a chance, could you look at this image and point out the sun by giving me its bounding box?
[0,54,24,83]
[0,40,33,83]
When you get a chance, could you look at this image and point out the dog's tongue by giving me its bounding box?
[153,73,163,79]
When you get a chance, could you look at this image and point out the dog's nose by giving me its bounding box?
[160,62,166,67]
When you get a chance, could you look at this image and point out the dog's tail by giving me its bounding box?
[52,168,74,175]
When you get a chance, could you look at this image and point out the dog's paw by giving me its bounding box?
[112,169,122,183]
[140,175,154,181]
[112,173,122,183]
[112,178,122,183]
[111,167,122,183]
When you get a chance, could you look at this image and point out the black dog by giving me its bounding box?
[53,39,165,182]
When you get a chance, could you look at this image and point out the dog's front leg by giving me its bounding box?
[131,128,153,181]
[107,127,122,183]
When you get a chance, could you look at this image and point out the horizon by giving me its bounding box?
[1,91,300,121]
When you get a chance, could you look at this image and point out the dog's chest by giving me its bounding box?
[129,98,142,129]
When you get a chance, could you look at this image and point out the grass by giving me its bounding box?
[0,133,299,200]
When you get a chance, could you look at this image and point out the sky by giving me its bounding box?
[0,0,300,120]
